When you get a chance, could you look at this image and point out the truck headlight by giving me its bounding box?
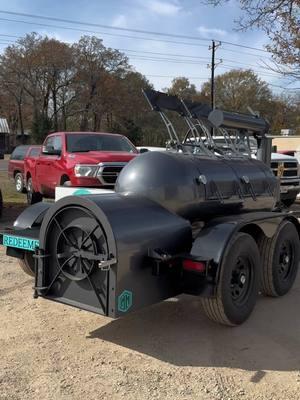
[74,164,98,177]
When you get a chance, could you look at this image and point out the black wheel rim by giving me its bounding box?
[230,256,253,306]
[278,240,294,281]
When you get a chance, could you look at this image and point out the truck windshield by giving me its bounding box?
[66,134,137,153]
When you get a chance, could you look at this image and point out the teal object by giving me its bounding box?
[73,189,92,196]
[3,234,39,252]
[118,290,133,312]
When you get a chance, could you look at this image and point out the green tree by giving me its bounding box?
[201,69,272,114]
[72,35,130,131]
[166,77,205,101]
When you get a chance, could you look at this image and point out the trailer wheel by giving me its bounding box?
[201,233,260,326]
[259,221,299,297]
[18,253,35,277]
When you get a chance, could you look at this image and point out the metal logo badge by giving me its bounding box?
[277,163,285,178]
[73,189,92,196]
[118,290,133,312]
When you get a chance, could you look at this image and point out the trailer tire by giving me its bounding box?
[18,253,35,277]
[258,221,299,297]
[201,233,260,326]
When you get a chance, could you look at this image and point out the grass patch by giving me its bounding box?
[0,172,26,204]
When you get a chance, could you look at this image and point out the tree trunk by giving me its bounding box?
[17,101,25,144]
[52,88,58,131]
[80,82,96,131]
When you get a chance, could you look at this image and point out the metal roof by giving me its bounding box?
[0,118,10,133]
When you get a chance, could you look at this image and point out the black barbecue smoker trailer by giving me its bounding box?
[1,90,300,326]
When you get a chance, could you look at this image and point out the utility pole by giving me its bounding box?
[208,40,222,110]
[211,40,216,109]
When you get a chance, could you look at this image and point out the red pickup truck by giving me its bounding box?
[24,131,138,204]
[8,145,41,193]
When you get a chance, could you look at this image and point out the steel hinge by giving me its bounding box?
[98,257,117,271]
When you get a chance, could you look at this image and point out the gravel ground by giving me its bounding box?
[1,205,300,400]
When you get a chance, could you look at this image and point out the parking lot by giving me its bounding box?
[0,159,8,171]
[0,203,300,400]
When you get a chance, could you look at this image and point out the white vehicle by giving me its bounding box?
[137,146,167,153]
[270,152,300,207]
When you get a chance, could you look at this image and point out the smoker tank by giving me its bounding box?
[115,151,279,221]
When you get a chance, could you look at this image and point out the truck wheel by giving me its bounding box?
[27,177,43,205]
[0,189,3,218]
[201,233,260,326]
[258,221,300,297]
[18,253,35,277]
[62,180,71,187]
[15,172,25,193]
[281,197,297,208]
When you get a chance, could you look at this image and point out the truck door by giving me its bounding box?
[36,135,62,196]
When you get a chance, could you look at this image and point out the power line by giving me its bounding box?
[0,17,210,48]
[0,31,274,74]
[219,64,282,78]
[121,49,275,73]
[0,10,213,42]
[145,74,210,80]
[127,54,282,77]
[119,48,210,61]
[0,38,15,43]
[0,31,282,79]
[0,33,20,38]
[128,55,209,65]
[268,83,300,91]
[0,9,271,53]
[0,27,274,63]
[219,46,272,60]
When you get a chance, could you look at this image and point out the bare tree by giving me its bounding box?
[203,0,299,78]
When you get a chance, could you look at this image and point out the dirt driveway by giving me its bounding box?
[0,205,300,400]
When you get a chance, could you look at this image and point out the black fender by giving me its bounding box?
[13,202,51,230]
[190,211,300,296]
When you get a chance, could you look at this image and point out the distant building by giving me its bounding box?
[0,118,10,156]
[281,129,295,136]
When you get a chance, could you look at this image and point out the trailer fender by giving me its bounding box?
[13,202,51,230]
[190,214,300,296]
[191,221,237,268]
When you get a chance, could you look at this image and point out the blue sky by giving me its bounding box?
[0,0,296,94]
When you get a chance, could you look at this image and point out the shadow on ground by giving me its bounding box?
[89,278,300,372]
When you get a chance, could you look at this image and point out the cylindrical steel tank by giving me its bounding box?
[115,151,279,221]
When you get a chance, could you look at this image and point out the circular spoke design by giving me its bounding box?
[56,224,107,281]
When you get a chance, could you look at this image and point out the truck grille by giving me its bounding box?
[271,161,298,177]
[97,163,127,186]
